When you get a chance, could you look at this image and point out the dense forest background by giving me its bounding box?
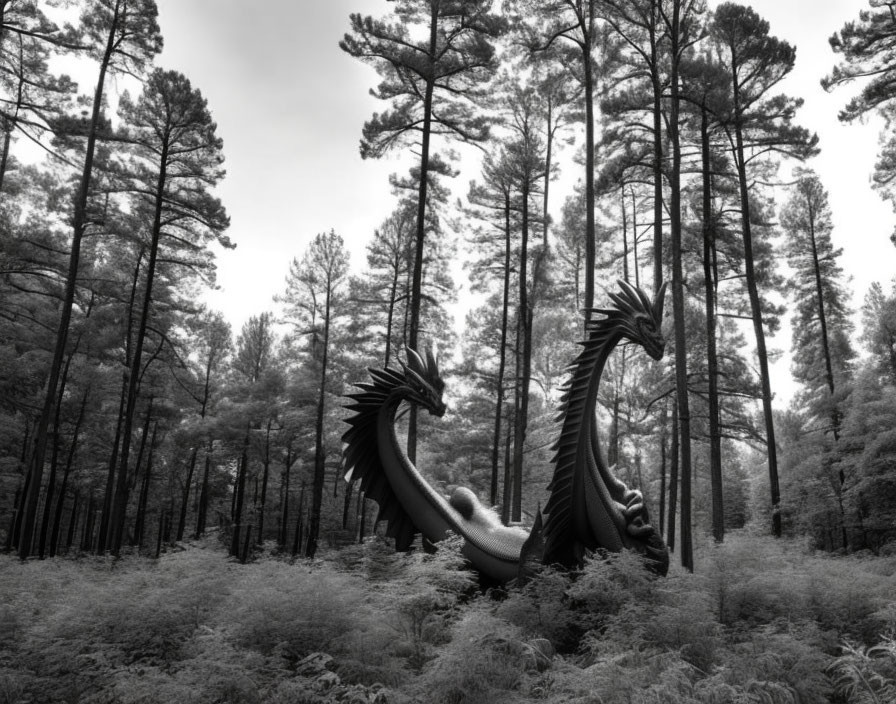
[1,1,896,702]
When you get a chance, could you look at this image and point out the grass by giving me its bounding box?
[0,531,894,703]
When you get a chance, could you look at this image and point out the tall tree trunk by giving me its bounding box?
[667,406,679,552]
[7,422,30,552]
[621,190,630,282]
[502,427,513,524]
[257,418,272,545]
[195,442,212,539]
[701,107,724,543]
[631,186,640,288]
[731,66,781,538]
[98,248,143,552]
[668,3,693,570]
[127,400,155,547]
[278,445,293,548]
[650,12,664,296]
[806,207,840,438]
[133,423,158,550]
[230,429,250,557]
[49,389,89,557]
[512,182,532,523]
[81,493,95,552]
[658,401,668,535]
[65,490,80,553]
[804,191,848,547]
[19,0,122,559]
[582,3,596,315]
[292,482,306,556]
[306,285,334,558]
[38,356,70,558]
[155,509,165,558]
[342,478,355,530]
[177,449,199,543]
[0,128,11,194]
[109,138,171,556]
[180,323,217,542]
[491,193,513,507]
[406,6,439,464]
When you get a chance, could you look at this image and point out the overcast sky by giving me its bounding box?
[150,0,895,398]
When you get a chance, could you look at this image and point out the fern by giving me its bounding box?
[827,636,896,704]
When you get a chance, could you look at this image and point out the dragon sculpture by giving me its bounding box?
[342,280,669,582]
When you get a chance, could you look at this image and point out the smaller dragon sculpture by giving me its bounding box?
[342,281,669,582]
[342,348,531,583]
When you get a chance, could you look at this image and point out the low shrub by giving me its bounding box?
[412,605,530,704]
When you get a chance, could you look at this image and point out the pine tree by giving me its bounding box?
[824,0,896,235]
[509,0,600,312]
[861,280,896,384]
[710,2,817,538]
[18,0,162,559]
[341,2,503,461]
[106,69,229,555]
[661,0,706,571]
[781,169,855,437]
[279,231,349,558]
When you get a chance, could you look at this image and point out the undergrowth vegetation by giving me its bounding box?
[1,531,894,703]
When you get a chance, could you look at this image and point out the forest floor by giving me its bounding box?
[1,531,895,704]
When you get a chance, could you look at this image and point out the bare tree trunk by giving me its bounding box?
[582,3,596,316]
[667,407,679,553]
[292,483,306,556]
[65,490,80,553]
[278,445,293,548]
[512,182,533,523]
[257,419,272,545]
[195,443,212,539]
[306,285,334,558]
[98,249,143,553]
[50,390,89,556]
[133,423,159,550]
[406,7,439,464]
[230,429,249,557]
[658,402,668,535]
[109,136,171,556]
[668,1,694,571]
[732,101,781,538]
[701,107,724,543]
[491,193,513,507]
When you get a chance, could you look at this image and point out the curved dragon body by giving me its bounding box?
[342,281,669,582]
[543,283,669,572]
[342,356,529,583]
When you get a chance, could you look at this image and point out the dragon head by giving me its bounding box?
[399,347,446,417]
[604,280,667,361]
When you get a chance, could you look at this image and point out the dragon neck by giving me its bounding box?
[563,319,624,452]
[544,315,630,558]
[373,394,462,542]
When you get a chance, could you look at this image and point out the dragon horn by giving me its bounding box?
[653,282,668,320]
[405,347,426,375]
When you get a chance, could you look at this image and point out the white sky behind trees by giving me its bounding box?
[148,0,894,402]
